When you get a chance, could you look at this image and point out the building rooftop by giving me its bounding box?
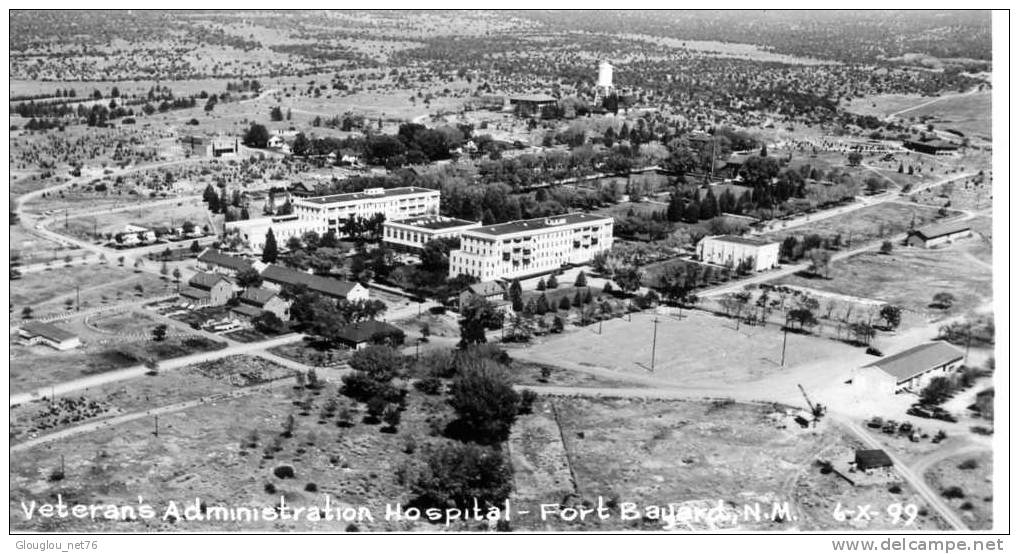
[865,341,964,383]
[198,249,253,272]
[333,320,403,344]
[20,321,77,343]
[704,235,777,247]
[855,449,894,470]
[239,287,280,306]
[388,215,480,231]
[911,221,971,240]
[180,287,211,300]
[467,213,612,238]
[509,94,558,103]
[298,186,437,205]
[260,265,361,299]
[189,272,229,290]
[231,303,265,318]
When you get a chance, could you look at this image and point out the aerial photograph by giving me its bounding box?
[8,9,1001,542]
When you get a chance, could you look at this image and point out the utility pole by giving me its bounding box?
[781,316,790,367]
[76,284,80,312]
[964,328,972,364]
[650,317,660,372]
[154,415,159,437]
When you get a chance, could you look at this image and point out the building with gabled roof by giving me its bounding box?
[260,264,369,302]
[332,320,405,350]
[853,341,965,394]
[181,272,233,307]
[197,249,253,276]
[18,321,81,350]
[907,221,972,248]
[231,287,291,322]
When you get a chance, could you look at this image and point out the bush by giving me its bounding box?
[409,442,513,512]
[447,360,520,444]
[941,486,965,499]
[264,483,277,494]
[958,458,979,470]
[273,465,295,479]
[413,376,444,395]
[304,483,318,492]
[518,389,538,415]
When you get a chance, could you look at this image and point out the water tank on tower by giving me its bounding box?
[598,61,614,90]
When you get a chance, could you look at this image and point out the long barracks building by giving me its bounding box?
[448,213,614,281]
[292,187,440,234]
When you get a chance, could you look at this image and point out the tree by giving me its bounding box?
[269,106,284,122]
[171,268,182,283]
[447,359,521,444]
[236,267,263,289]
[546,273,558,289]
[932,292,956,310]
[879,304,902,330]
[261,229,279,263]
[847,152,863,166]
[920,376,954,406]
[508,279,523,312]
[614,267,644,294]
[574,271,587,287]
[253,311,286,334]
[151,324,168,342]
[409,442,513,512]
[243,123,270,148]
[190,240,202,254]
[880,240,893,254]
[806,248,832,278]
[458,297,502,348]
[382,405,401,431]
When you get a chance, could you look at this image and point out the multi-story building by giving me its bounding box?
[292,187,440,235]
[382,215,481,252]
[225,215,327,251]
[448,213,614,281]
[696,235,779,272]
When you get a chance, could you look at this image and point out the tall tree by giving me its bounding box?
[262,229,279,263]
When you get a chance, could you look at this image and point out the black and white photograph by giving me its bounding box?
[6,6,1008,548]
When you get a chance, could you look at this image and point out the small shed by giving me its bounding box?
[855,449,893,471]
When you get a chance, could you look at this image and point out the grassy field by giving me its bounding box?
[11,265,174,318]
[923,451,993,530]
[843,91,991,139]
[62,199,210,241]
[10,225,86,265]
[761,202,949,245]
[524,309,859,386]
[9,334,226,394]
[774,240,992,316]
[509,397,948,531]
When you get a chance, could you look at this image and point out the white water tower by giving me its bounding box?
[598,61,614,90]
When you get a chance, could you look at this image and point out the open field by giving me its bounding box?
[510,397,948,531]
[761,202,949,244]
[523,310,860,386]
[62,199,210,241]
[9,334,226,395]
[923,451,993,530]
[11,265,175,318]
[9,383,456,532]
[774,241,992,317]
[843,91,991,139]
[10,225,86,265]
[10,356,295,444]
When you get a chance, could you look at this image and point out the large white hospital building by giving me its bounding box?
[293,187,440,234]
[448,213,614,281]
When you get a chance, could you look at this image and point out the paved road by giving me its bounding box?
[10,333,306,405]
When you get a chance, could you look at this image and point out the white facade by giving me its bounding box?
[382,216,482,251]
[697,235,779,272]
[449,213,614,281]
[293,187,440,234]
[225,215,327,251]
[598,61,614,89]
